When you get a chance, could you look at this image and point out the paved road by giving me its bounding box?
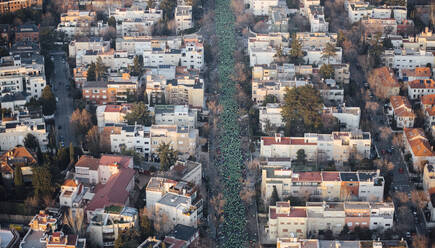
[52,55,75,147]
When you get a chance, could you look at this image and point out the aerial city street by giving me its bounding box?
[0,0,434,247]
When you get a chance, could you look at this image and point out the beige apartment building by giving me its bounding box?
[150,125,198,156]
[266,201,394,241]
[261,168,384,205]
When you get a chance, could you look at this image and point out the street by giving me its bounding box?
[52,54,76,147]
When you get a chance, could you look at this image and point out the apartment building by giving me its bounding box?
[259,103,284,132]
[249,0,279,16]
[296,32,337,48]
[19,210,58,248]
[252,79,310,104]
[252,63,296,81]
[0,55,46,98]
[308,5,329,32]
[0,117,48,151]
[76,49,134,69]
[96,104,132,129]
[150,125,198,156]
[304,46,343,65]
[56,10,108,39]
[154,181,202,229]
[268,5,291,32]
[266,201,394,240]
[323,105,361,130]
[382,49,435,70]
[15,24,39,42]
[110,124,151,159]
[261,168,384,204]
[115,36,183,56]
[347,2,372,23]
[82,75,139,105]
[155,105,197,129]
[408,79,435,100]
[423,164,435,194]
[144,74,167,105]
[0,0,42,13]
[165,68,205,108]
[59,179,89,208]
[389,96,415,128]
[300,0,320,16]
[416,27,435,51]
[277,238,408,248]
[68,38,110,59]
[403,128,435,169]
[110,8,163,37]
[42,232,86,248]
[0,146,36,181]
[175,6,193,33]
[332,64,350,84]
[87,207,138,248]
[399,67,432,82]
[138,225,199,248]
[421,94,435,111]
[146,177,178,211]
[168,160,203,186]
[82,81,108,104]
[260,131,371,163]
[361,18,397,36]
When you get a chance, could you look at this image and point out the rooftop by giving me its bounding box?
[408,79,435,89]
[404,128,434,156]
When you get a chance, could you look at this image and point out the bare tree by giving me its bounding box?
[411,190,429,209]
[63,208,85,236]
[394,192,409,204]
[412,234,428,248]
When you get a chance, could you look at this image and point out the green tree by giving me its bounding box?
[157,142,178,171]
[270,186,280,206]
[32,165,52,198]
[70,109,93,141]
[263,95,279,105]
[56,147,70,171]
[69,143,75,163]
[289,34,304,64]
[108,16,116,28]
[368,32,384,68]
[281,86,323,136]
[337,31,345,47]
[14,165,23,187]
[139,208,153,237]
[86,126,101,157]
[322,42,337,64]
[24,133,39,151]
[125,102,152,126]
[95,57,106,81]
[296,149,307,164]
[319,64,335,79]
[114,228,140,248]
[40,85,56,115]
[87,62,96,81]
[130,55,144,76]
[160,0,177,20]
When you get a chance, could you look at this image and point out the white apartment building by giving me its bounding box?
[382,49,435,70]
[249,0,279,16]
[175,6,193,34]
[403,128,435,169]
[76,49,134,70]
[304,46,343,65]
[115,36,183,56]
[110,8,163,37]
[249,46,277,67]
[301,0,320,15]
[150,125,199,156]
[146,177,178,212]
[416,28,435,52]
[154,105,197,129]
[169,160,203,186]
[266,201,394,240]
[323,105,361,130]
[308,5,329,32]
[87,207,138,248]
[319,79,344,103]
[259,103,284,132]
[165,71,205,109]
[110,125,151,158]
[59,179,89,208]
[56,10,108,39]
[0,117,48,151]
[260,131,371,163]
[408,79,435,100]
[389,96,415,128]
[96,104,132,129]
[252,79,310,104]
[154,181,202,229]
[296,32,337,48]
[68,37,110,58]
[261,168,384,205]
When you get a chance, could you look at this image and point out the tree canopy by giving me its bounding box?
[32,165,52,197]
[87,62,96,81]
[125,102,152,126]
[322,42,337,64]
[24,133,39,151]
[289,34,304,64]
[281,85,323,136]
[114,228,140,248]
[70,109,93,140]
[40,85,56,115]
[319,64,335,79]
[86,126,101,157]
[157,142,178,171]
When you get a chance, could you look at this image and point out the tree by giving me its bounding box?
[147,0,154,9]
[95,56,106,81]
[269,186,280,206]
[87,62,96,81]
[281,86,323,136]
[412,234,428,248]
[139,208,153,237]
[69,143,75,163]
[263,94,279,105]
[70,109,93,140]
[86,126,101,157]
[32,165,52,198]
[157,142,177,171]
[296,149,307,164]
[14,165,23,187]
[322,42,337,64]
[339,224,350,240]
[108,16,116,28]
[24,133,39,151]
[159,0,177,20]
[411,190,428,209]
[319,64,335,79]
[125,102,152,126]
[289,34,304,64]
[368,32,384,68]
[40,85,56,115]
[114,228,140,248]
[130,55,143,76]
[63,208,85,236]
[56,147,70,171]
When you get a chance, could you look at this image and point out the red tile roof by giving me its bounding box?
[321,171,341,181]
[404,128,435,157]
[290,138,317,145]
[75,155,100,170]
[390,96,415,118]
[421,94,435,106]
[262,137,291,146]
[99,155,132,169]
[402,67,431,78]
[408,79,435,89]
[374,67,399,88]
[292,172,322,182]
[269,207,307,219]
[63,179,78,187]
[86,167,135,211]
